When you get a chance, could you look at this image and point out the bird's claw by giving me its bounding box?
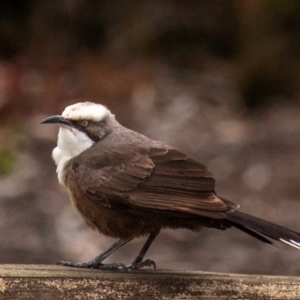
[127,259,156,270]
[57,260,128,271]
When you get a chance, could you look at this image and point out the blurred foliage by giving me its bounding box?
[0,147,16,175]
[0,0,300,110]
[0,0,32,59]
[0,127,26,175]
[235,0,300,109]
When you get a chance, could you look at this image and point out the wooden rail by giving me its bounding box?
[0,265,299,299]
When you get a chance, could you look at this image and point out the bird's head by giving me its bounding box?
[42,101,115,141]
[41,101,116,170]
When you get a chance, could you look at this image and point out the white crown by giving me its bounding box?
[62,102,110,122]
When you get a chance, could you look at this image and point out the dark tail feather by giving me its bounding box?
[226,210,300,250]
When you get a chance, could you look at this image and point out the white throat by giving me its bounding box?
[53,126,94,185]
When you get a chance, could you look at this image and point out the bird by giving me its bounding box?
[42,101,300,270]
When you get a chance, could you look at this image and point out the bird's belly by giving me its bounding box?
[64,173,205,238]
[67,189,162,238]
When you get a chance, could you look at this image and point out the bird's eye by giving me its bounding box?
[80,120,89,127]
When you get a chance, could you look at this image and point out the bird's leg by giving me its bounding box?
[57,237,132,270]
[127,229,160,270]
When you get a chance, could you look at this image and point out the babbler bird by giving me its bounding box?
[42,101,300,270]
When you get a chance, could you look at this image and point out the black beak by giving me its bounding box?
[41,115,73,127]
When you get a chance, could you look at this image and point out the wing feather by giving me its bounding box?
[73,145,231,218]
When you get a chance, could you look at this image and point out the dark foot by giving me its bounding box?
[57,260,127,271]
[127,259,156,270]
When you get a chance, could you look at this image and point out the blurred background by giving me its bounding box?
[1,0,300,275]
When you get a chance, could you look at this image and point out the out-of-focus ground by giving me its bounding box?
[1,1,300,275]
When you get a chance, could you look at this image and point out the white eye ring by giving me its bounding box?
[81,120,89,127]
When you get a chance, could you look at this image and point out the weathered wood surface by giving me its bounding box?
[0,265,299,299]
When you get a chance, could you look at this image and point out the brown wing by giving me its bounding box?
[73,145,232,219]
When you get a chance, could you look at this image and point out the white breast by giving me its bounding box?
[52,127,94,185]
